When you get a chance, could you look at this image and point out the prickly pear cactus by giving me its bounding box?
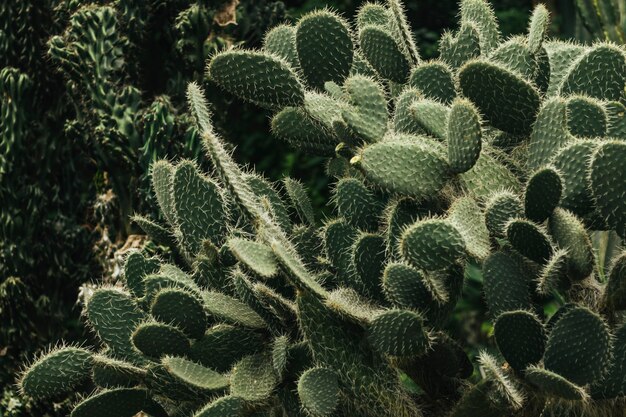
[574,0,625,43]
[21,1,626,417]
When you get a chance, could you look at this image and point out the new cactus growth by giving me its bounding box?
[20,1,626,416]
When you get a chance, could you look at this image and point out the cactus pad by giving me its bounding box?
[298,367,340,416]
[368,309,431,356]
[20,347,93,399]
[296,11,353,90]
[208,50,305,108]
[494,311,546,372]
[523,167,562,223]
[447,98,482,174]
[459,60,540,135]
[401,219,466,271]
[544,307,611,386]
[590,141,626,238]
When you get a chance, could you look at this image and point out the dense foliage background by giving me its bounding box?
[0,0,617,415]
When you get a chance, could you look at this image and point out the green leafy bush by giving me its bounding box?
[19,0,626,416]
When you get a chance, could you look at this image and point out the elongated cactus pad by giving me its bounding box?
[356,137,449,199]
[70,388,156,417]
[459,60,540,135]
[483,252,531,316]
[523,167,562,223]
[173,160,227,256]
[590,141,626,238]
[132,322,191,358]
[162,356,229,392]
[228,238,279,278]
[20,347,93,399]
[193,395,245,417]
[506,219,553,264]
[447,98,482,174]
[208,50,305,108]
[524,366,588,401]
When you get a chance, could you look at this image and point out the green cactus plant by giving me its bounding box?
[20,1,626,417]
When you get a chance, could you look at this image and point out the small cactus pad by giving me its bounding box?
[208,50,305,108]
[409,99,449,140]
[485,191,523,237]
[359,25,410,83]
[335,178,382,231]
[86,288,146,359]
[439,23,481,69]
[551,140,596,216]
[151,160,177,226]
[409,62,456,104]
[150,288,206,339]
[447,196,490,261]
[92,356,146,389]
[162,356,229,392]
[230,353,278,401]
[459,60,540,135]
[357,137,449,198]
[590,141,626,238]
[124,251,159,298]
[401,219,466,271]
[524,366,588,401]
[482,251,531,316]
[71,389,164,417]
[20,347,93,399]
[494,311,546,372]
[447,98,482,174]
[342,75,388,143]
[189,325,263,373]
[523,167,562,223]
[506,219,553,264]
[296,11,353,90]
[202,291,267,329]
[543,307,611,386]
[565,96,607,138]
[548,208,594,280]
[297,367,340,416]
[559,44,626,101]
[173,160,227,256]
[368,309,431,356]
[228,238,279,278]
[194,395,245,417]
[271,107,337,155]
[263,25,299,69]
[382,262,446,313]
[460,0,500,53]
[132,322,191,359]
